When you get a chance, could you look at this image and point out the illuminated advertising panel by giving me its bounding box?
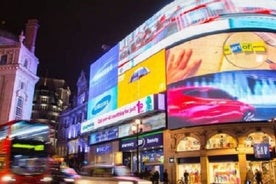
[120,132,163,151]
[95,143,112,155]
[92,95,155,129]
[88,44,119,98]
[87,86,117,120]
[82,95,166,133]
[88,113,166,145]
[167,29,276,129]
[118,50,166,107]
[89,127,118,145]
[118,113,166,138]
[118,0,276,70]
[88,44,119,121]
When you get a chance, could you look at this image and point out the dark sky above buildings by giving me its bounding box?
[0,0,170,89]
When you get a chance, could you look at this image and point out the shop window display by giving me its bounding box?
[206,133,236,149]
[210,162,240,184]
[244,132,274,148]
[246,161,275,184]
[178,163,201,184]
[245,132,275,183]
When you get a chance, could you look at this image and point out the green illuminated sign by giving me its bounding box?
[12,143,44,151]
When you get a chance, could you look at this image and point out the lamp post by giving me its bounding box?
[132,119,143,176]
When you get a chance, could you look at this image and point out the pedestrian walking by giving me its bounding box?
[183,170,189,184]
[255,169,263,184]
[163,169,169,184]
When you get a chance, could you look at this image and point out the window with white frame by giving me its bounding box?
[15,96,24,120]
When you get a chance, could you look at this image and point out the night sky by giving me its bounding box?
[0,0,170,89]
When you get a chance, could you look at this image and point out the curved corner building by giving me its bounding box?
[83,1,276,183]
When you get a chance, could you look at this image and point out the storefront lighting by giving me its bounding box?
[169,157,174,163]
[132,119,143,175]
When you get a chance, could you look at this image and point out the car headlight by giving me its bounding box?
[40,176,53,182]
[64,178,75,182]
[1,175,16,182]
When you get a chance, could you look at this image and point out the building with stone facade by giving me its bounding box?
[57,71,89,170]
[0,19,39,124]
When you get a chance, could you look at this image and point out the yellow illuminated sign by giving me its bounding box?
[118,50,166,107]
[223,41,266,55]
[12,143,44,151]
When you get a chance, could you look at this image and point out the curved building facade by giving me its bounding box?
[82,1,276,183]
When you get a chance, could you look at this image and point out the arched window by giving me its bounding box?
[206,133,236,149]
[245,132,274,148]
[177,136,200,151]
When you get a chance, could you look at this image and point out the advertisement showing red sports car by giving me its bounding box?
[168,86,255,128]
[166,30,276,129]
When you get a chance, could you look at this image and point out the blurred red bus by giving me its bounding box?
[0,120,52,184]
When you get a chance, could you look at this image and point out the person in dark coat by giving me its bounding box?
[163,169,168,184]
[255,169,263,184]
[184,170,189,184]
[152,170,160,184]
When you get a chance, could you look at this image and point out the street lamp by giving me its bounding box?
[132,119,143,176]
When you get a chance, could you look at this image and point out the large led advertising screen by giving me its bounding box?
[87,44,119,120]
[118,50,166,107]
[167,31,276,129]
[118,0,276,69]
[89,44,119,98]
[86,0,276,132]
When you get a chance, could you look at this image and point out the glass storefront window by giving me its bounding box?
[246,161,275,184]
[141,149,164,164]
[206,133,236,149]
[209,162,240,184]
[177,136,200,151]
[178,163,201,184]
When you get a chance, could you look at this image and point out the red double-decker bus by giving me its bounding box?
[0,120,52,184]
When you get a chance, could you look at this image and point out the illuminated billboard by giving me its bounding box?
[86,48,166,131]
[167,30,276,129]
[82,94,165,133]
[118,0,276,70]
[87,44,119,120]
[118,50,166,107]
[87,86,117,120]
[89,44,119,98]
[86,0,276,132]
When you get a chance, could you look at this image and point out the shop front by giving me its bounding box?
[120,131,164,178]
[208,155,240,184]
[89,140,122,165]
[164,122,276,184]
[177,157,201,184]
